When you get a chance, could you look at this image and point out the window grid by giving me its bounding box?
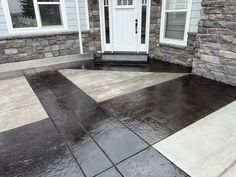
[117,0,133,6]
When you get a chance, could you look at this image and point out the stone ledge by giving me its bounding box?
[0,53,94,74]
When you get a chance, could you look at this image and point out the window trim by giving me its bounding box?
[2,0,68,35]
[159,0,192,47]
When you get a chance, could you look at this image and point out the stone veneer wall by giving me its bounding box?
[81,0,101,56]
[0,32,80,64]
[149,0,196,67]
[193,0,236,86]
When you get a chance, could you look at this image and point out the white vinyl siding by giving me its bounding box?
[78,0,89,31]
[189,0,201,33]
[66,0,78,31]
[0,1,8,37]
[66,0,89,32]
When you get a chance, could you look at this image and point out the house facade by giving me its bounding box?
[0,0,236,86]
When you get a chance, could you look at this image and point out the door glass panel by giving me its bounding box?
[117,0,133,6]
[166,0,187,10]
[165,12,186,39]
[37,0,59,2]
[141,5,147,44]
[7,0,37,28]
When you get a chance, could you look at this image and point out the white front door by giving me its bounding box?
[112,0,138,51]
[100,0,150,53]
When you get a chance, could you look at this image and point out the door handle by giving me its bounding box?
[135,19,138,34]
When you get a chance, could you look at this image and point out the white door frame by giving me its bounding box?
[99,0,151,53]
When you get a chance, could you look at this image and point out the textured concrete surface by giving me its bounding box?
[0,76,47,133]
[153,101,236,177]
[1,60,236,177]
[60,69,187,102]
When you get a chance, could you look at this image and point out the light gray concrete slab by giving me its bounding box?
[59,69,187,102]
[0,76,48,133]
[0,76,40,113]
[221,162,236,177]
[153,101,236,177]
[0,104,48,133]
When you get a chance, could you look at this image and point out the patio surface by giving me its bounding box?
[0,59,236,177]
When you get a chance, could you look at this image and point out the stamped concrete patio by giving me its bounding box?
[0,59,236,177]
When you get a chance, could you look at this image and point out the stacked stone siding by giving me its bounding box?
[149,0,196,67]
[193,0,236,86]
[0,32,80,64]
[82,0,101,56]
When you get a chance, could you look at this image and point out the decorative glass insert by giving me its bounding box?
[39,5,62,26]
[165,12,186,39]
[7,0,37,28]
[104,0,110,43]
[37,0,59,2]
[141,0,147,44]
[117,0,133,5]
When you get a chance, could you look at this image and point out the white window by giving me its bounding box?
[3,0,67,34]
[160,0,192,46]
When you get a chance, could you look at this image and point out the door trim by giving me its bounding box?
[99,0,151,54]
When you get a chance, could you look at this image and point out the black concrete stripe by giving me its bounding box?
[0,119,85,177]
[25,70,191,177]
[25,72,115,177]
[100,74,236,145]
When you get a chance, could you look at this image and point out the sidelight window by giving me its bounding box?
[141,0,147,44]
[104,0,110,44]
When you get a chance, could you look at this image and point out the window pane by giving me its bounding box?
[7,0,37,28]
[123,0,127,5]
[104,6,110,43]
[39,5,62,26]
[128,0,133,5]
[141,5,147,44]
[166,0,187,10]
[165,12,186,40]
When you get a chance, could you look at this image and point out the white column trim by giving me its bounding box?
[75,0,84,54]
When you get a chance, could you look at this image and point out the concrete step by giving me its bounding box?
[95,54,148,64]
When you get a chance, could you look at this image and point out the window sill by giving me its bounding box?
[158,42,186,49]
[7,26,68,36]
[159,38,187,49]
